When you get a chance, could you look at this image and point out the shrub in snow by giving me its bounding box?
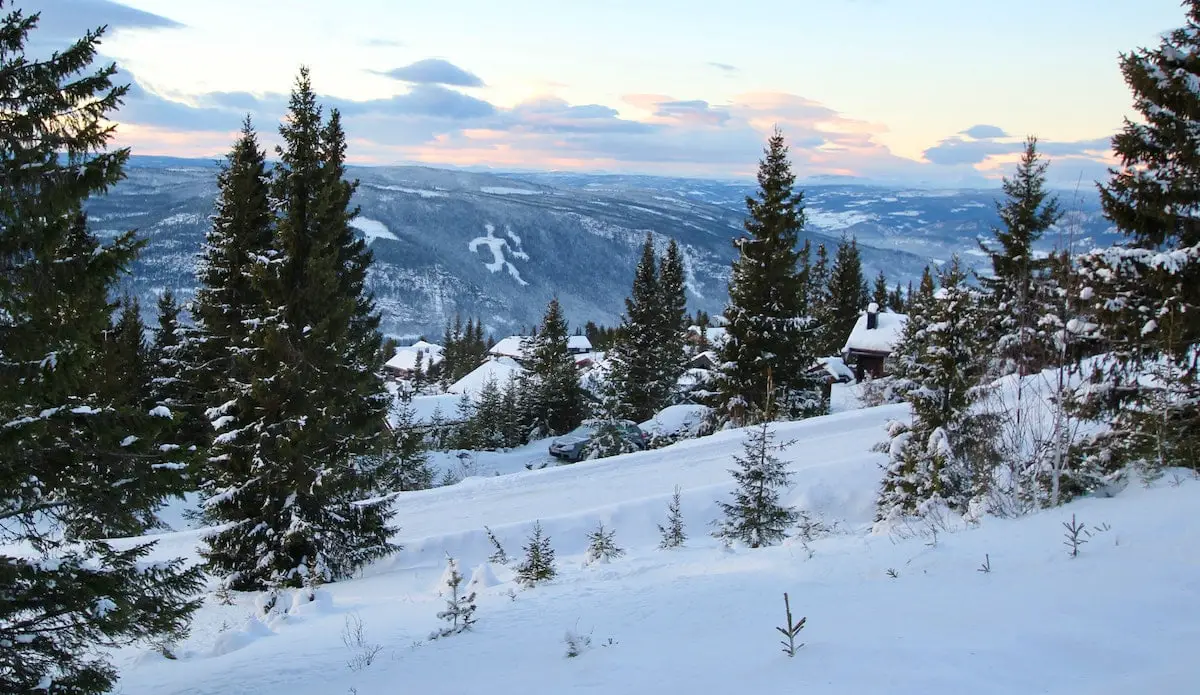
[584,522,625,564]
[794,509,834,543]
[213,584,235,606]
[1062,514,1088,558]
[431,556,477,639]
[714,418,798,549]
[564,628,593,658]
[657,486,687,549]
[341,613,382,671]
[485,525,510,565]
[516,521,557,586]
[776,592,806,657]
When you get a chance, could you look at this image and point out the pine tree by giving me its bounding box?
[200,69,396,592]
[485,526,510,564]
[714,400,799,548]
[500,377,525,447]
[472,375,506,449]
[888,282,906,313]
[819,236,868,356]
[189,116,274,500]
[515,521,557,586]
[980,137,1063,377]
[525,298,586,436]
[0,9,203,691]
[584,522,625,564]
[715,129,825,425]
[1073,4,1200,482]
[149,289,206,467]
[150,290,182,402]
[872,271,890,310]
[104,294,151,409]
[376,387,433,492]
[607,233,663,422]
[657,486,687,549]
[431,556,477,638]
[876,258,997,522]
[656,238,689,405]
[808,243,831,327]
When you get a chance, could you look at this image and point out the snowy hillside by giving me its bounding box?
[94,401,1200,695]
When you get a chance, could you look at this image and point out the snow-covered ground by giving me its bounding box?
[95,398,1200,694]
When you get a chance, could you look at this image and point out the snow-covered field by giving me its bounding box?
[105,398,1199,694]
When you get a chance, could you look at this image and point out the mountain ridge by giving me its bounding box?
[91,157,1114,338]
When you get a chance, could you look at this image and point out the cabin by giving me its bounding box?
[488,335,594,364]
[841,303,908,382]
[689,350,720,371]
[383,340,444,380]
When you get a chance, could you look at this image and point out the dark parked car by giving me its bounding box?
[548,419,647,462]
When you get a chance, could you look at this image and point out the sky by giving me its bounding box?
[21,0,1191,186]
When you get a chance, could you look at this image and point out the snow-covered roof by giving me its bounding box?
[448,357,524,396]
[489,335,591,358]
[385,343,445,372]
[388,393,462,427]
[842,310,907,355]
[489,336,528,359]
[688,325,729,347]
[817,356,855,382]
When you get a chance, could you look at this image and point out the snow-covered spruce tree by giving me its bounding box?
[872,271,890,311]
[516,521,557,586]
[201,70,396,592]
[976,140,1075,513]
[657,486,687,549]
[525,298,586,436]
[374,386,433,492]
[1072,5,1200,482]
[190,116,273,510]
[880,266,937,406]
[103,294,151,409]
[807,242,831,328]
[470,375,507,450]
[715,128,825,425]
[0,9,203,691]
[888,282,906,313]
[607,233,664,422]
[875,258,998,523]
[431,556,477,638]
[979,136,1064,378]
[816,236,868,357]
[656,238,690,406]
[500,376,526,447]
[584,522,625,564]
[714,386,799,548]
[150,289,207,458]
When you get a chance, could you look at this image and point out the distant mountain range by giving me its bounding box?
[89,157,1119,339]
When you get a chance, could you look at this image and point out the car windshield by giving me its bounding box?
[564,425,596,438]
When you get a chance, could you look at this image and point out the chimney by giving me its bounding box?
[866,302,879,330]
